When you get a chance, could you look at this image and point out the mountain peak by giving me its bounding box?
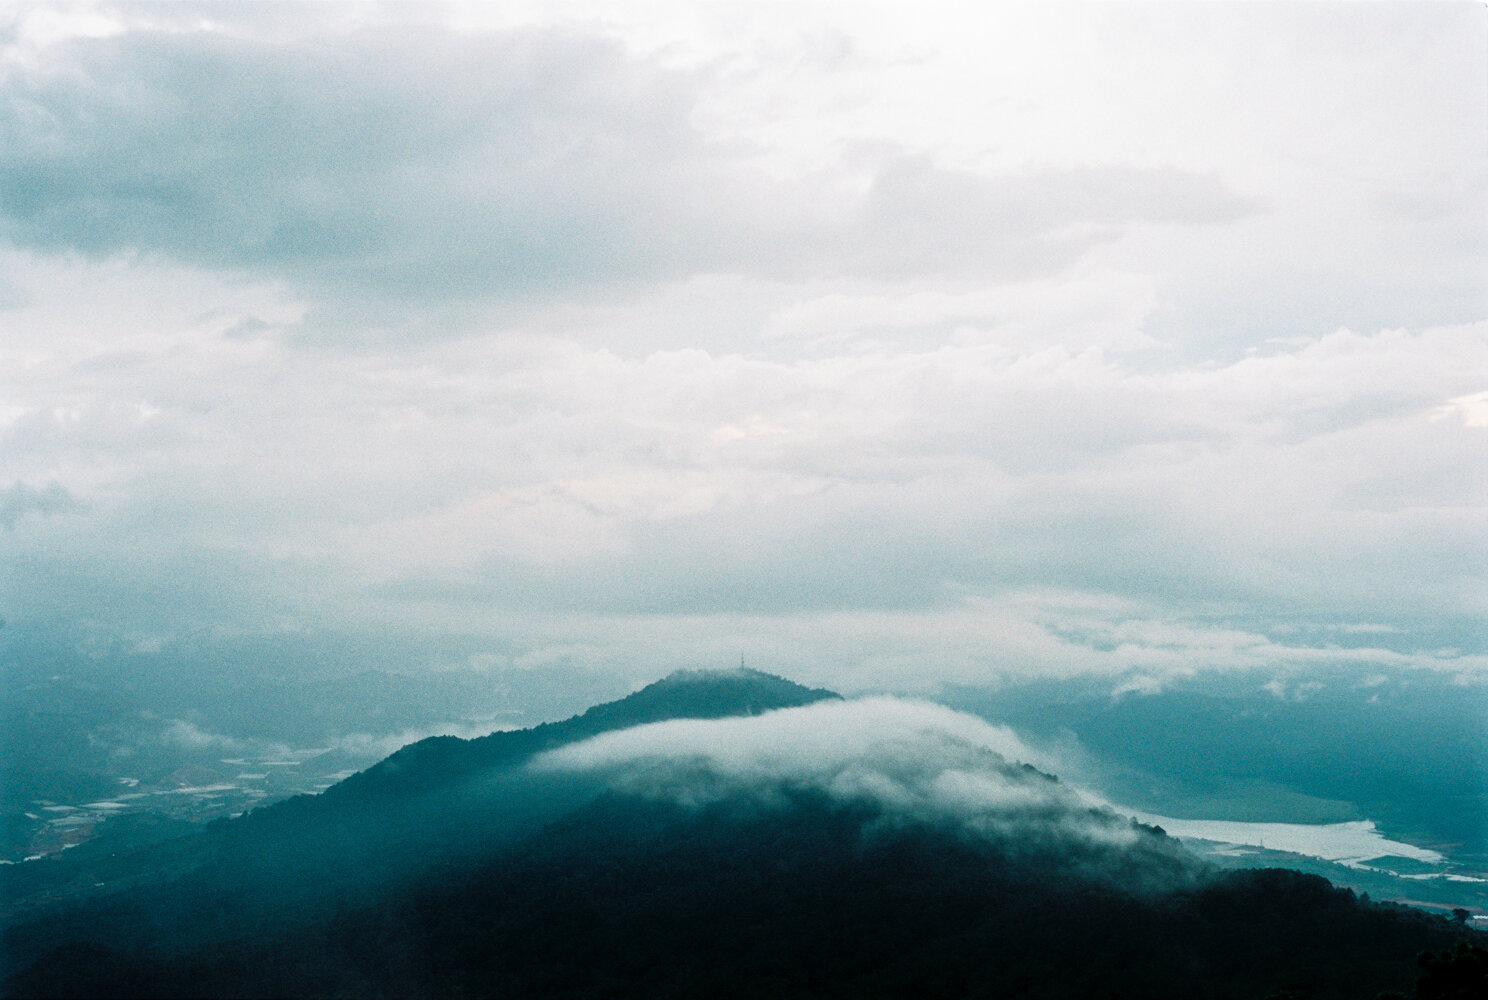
[327,669,839,802]
[645,666,832,695]
[572,668,841,732]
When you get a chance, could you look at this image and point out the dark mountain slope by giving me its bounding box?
[328,667,839,802]
[3,670,1483,999]
[6,791,1481,999]
[0,670,838,964]
[383,796,1480,1000]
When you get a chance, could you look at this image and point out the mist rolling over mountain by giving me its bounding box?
[1,2,1485,997]
[2,671,1484,999]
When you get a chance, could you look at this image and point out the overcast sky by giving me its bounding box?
[0,1,1483,694]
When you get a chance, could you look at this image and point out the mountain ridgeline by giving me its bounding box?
[329,666,842,801]
[2,669,1482,999]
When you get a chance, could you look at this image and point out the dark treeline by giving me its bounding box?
[5,791,1483,999]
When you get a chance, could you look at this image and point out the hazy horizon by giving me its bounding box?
[1,1,1482,701]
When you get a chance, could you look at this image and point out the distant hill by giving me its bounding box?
[2,670,1482,999]
[944,673,1488,860]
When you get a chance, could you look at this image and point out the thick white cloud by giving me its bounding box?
[1,253,1482,683]
[538,697,1046,776]
[0,3,1481,695]
[533,697,1147,849]
[0,13,1246,337]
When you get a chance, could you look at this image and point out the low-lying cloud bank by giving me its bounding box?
[535,698,1150,853]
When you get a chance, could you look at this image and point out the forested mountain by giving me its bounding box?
[2,671,1482,999]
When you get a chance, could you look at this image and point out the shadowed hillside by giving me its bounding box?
[2,671,1482,999]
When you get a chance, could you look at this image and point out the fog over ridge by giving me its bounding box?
[535,697,1149,851]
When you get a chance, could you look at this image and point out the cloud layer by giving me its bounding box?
[0,21,1248,325]
[0,3,1482,696]
[3,302,1479,688]
[535,697,1149,853]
